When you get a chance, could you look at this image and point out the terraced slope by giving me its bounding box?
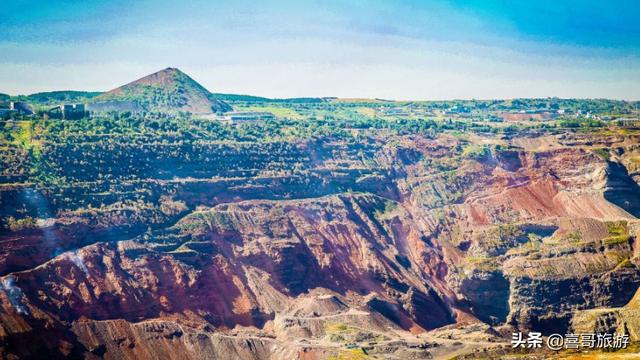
[0,115,639,359]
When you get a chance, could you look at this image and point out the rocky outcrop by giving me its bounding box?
[572,284,640,341]
[0,193,455,358]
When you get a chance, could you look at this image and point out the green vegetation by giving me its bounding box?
[21,91,102,105]
[524,233,544,250]
[558,118,605,128]
[327,349,369,360]
[603,235,631,246]
[606,221,627,236]
[325,322,386,356]
[93,68,231,113]
[465,256,501,272]
[603,221,631,245]
[461,144,491,160]
[5,216,38,231]
[563,231,583,243]
[373,199,398,220]
[471,224,529,257]
[326,323,356,334]
[593,148,610,160]
[234,105,303,119]
[210,93,323,103]
[1,94,638,233]
[614,258,636,270]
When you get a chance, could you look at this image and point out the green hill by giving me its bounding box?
[211,93,324,103]
[21,91,102,105]
[91,67,231,114]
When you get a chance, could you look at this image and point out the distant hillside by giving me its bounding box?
[0,93,10,102]
[211,93,324,103]
[10,91,102,106]
[91,68,231,114]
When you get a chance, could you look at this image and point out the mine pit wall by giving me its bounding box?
[450,236,640,336]
[457,271,510,325]
[3,138,640,358]
[506,267,640,334]
[571,279,640,341]
[604,161,640,218]
[0,135,406,278]
[437,148,640,335]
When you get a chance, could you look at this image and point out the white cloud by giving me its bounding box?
[1,20,638,99]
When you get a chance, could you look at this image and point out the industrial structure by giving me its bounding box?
[47,103,87,120]
[0,101,34,119]
[219,111,276,122]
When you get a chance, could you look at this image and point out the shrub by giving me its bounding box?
[6,216,38,231]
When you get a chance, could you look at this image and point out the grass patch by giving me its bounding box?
[593,148,610,160]
[524,233,544,250]
[461,144,490,160]
[606,221,627,236]
[613,258,635,271]
[235,105,303,120]
[603,221,630,246]
[563,231,583,243]
[603,235,631,246]
[326,323,356,335]
[373,199,398,220]
[465,256,501,272]
[328,349,369,360]
[355,107,376,117]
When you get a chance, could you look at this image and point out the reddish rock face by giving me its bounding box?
[1,129,639,359]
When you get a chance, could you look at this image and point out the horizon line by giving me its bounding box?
[3,89,639,103]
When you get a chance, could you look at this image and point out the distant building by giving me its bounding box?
[219,111,276,122]
[48,103,86,119]
[617,118,640,128]
[10,101,34,115]
[62,104,74,117]
[0,101,34,119]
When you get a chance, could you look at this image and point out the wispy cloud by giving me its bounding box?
[1,0,638,99]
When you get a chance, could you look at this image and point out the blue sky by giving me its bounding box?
[1,0,639,99]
